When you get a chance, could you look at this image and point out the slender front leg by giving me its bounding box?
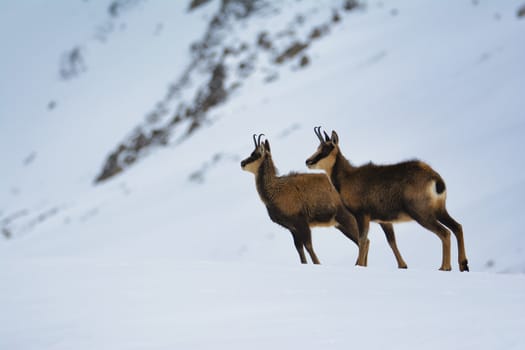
[302,226,321,264]
[380,223,408,269]
[356,214,370,267]
[291,230,307,264]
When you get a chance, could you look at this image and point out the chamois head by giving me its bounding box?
[241,134,271,174]
[305,126,340,171]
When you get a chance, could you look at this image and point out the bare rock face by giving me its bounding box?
[94,0,361,183]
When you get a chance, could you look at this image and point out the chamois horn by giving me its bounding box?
[314,126,324,143]
[257,134,265,147]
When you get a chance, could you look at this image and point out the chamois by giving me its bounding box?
[241,134,366,264]
[306,127,469,271]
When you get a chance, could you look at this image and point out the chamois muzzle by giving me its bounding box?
[305,158,316,167]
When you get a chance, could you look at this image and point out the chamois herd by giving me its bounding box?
[241,127,469,272]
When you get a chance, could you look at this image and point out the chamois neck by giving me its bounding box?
[257,155,277,178]
[331,151,355,190]
[255,156,278,204]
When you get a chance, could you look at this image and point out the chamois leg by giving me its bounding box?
[355,214,371,267]
[290,230,307,264]
[335,207,368,265]
[379,223,408,269]
[300,224,321,265]
[335,225,358,245]
[438,210,469,272]
[409,211,452,271]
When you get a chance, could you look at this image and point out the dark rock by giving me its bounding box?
[275,42,308,64]
[223,47,233,56]
[518,4,525,18]
[23,152,36,166]
[194,64,227,114]
[264,72,279,83]
[257,31,272,49]
[221,0,259,19]
[108,2,120,17]
[171,114,182,125]
[309,25,329,40]
[2,228,12,239]
[151,129,169,145]
[299,55,309,67]
[343,0,359,11]
[188,0,213,11]
[123,154,136,165]
[332,10,341,23]
[95,150,124,183]
[238,57,255,77]
[59,46,86,80]
[188,119,201,135]
[132,132,149,152]
[108,0,141,17]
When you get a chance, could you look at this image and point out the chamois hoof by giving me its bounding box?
[398,264,408,269]
[460,260,469,272]
[439,266,452,271]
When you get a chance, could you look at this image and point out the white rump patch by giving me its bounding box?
[429,180,447,198]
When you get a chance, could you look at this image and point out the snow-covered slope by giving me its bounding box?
[1,1,525,348]
[2,259,524,350]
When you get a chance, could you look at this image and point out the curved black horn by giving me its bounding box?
[314,126,324,143]
[253,134,258,147]
[257,134,265,146]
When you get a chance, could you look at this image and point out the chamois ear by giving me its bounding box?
[264,139,271,153]
[331,130,339,145]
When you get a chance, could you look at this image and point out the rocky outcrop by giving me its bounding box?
[94,0,362,183]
